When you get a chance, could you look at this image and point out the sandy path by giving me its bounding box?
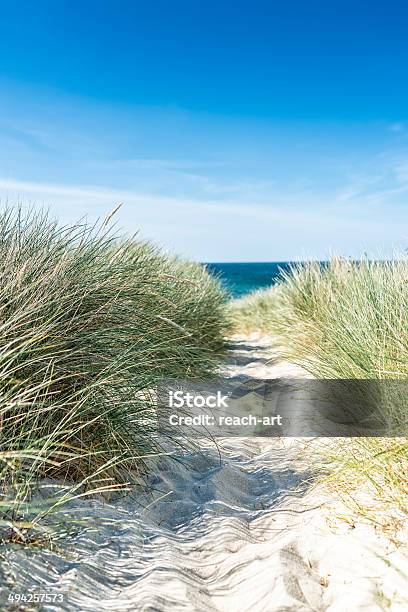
[1,335,407,611]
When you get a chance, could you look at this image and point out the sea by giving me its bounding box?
[205,262,295,299]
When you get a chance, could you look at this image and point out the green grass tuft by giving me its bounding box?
[230,258,408,528]
[227,285,283,334]
[0,207,229,541]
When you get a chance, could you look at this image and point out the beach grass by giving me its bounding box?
[229,258,408,528]
[0,207,229,543]
[227,285,283,334]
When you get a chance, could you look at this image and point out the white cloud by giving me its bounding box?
[0,79,407,260]
[0,176,407,261]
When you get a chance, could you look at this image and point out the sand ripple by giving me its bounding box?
[1,334,406,611]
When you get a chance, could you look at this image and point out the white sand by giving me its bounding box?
[1,334,407,611]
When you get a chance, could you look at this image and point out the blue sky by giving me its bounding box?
[0,1,408,261]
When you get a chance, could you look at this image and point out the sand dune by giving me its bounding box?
[1,334,407,611]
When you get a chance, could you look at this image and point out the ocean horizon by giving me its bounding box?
[205,261,300,298]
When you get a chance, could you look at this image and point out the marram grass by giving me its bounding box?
[227,285,283,334]
[0,207,229,542]
[230,258,408,528]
